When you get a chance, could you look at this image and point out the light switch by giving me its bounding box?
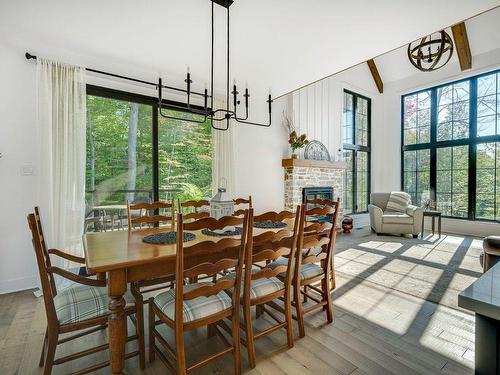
[21,165,35,176]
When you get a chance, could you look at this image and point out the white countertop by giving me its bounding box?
[459,262,500,320]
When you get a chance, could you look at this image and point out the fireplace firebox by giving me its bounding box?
[302,187,334,223]
[302,186,334,203]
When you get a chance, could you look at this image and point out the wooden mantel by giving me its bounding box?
[282,158,348,169]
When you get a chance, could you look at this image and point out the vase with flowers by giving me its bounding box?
[288,131,309,158]
[283,111,309,159]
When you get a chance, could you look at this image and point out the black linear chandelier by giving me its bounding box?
[158,0,272,130]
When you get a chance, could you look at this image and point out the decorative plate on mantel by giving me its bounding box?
[304,140,331,161]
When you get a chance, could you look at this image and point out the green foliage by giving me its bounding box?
[176,183,206,202]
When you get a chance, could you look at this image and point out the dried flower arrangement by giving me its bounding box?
[282,111,309,157]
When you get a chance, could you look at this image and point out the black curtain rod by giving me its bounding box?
[25,52,211,98]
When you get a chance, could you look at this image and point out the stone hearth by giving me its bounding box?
[282,158,347,212]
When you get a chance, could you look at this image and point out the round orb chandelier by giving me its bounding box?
[407,30,454,72]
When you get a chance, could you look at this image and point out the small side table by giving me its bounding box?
[421,210,442,238]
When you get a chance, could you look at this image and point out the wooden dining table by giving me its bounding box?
[83,224,286,374]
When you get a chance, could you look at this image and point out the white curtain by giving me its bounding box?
[211,97,236,195]
[36,58,87,269]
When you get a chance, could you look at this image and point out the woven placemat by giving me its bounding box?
[201,227,243,236]
[143,231,196,244]
[253,220,288,229]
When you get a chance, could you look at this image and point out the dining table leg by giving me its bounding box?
[108,269,127,374]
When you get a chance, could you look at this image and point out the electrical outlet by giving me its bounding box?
[21,165,35,176]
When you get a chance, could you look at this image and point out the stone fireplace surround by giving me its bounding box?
[282,158,347,214]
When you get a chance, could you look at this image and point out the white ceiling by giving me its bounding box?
[376,6,500,84]
[1,0,499,103]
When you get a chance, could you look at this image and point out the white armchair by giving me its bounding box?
[368,192,423,238]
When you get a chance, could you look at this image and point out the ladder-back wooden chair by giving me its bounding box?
[127,200,175,230]
[303,198,340,291]
[127,200,177,345]
[231,207,299,368]
[148,212,249,375]
[292,200,340,337]
[233,196,252,216]
[34,207,88,279]
[27,212,145,374]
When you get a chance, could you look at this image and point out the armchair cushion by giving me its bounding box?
[382,212,413,225]
[406,204,421,216]
[386,191,411,213]
[55,284,134,325]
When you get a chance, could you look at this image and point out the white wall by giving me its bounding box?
[233,104,288,213]
[375,48,500,236]
[0,42,40,293]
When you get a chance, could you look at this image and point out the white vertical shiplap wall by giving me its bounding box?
[291,79,337,157]
[284,63,382,163]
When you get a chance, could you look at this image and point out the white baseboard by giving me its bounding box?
[0,275,38,295]
[424,218,500,238]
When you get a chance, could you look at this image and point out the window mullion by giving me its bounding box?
[430,88,438,202]
[352,95,357,213]
[469,77,478,220]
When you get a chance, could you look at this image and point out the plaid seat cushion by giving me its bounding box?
[223,272,284,299]
[153,282,232,323]
[54,284,135,325]
[386,191,411,212]
[266,258,324,280]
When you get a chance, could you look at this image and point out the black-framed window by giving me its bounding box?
[85,85,212,212]
[343,90,371,214]
[401,69,500,221]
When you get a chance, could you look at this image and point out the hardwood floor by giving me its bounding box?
[0,238,476,374]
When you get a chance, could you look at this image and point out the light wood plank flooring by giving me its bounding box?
[0,235,476,374]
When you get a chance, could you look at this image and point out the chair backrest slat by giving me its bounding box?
[253,210,295,223]
[127,200,175,230]
[233,196,252,216]
[183,216,243,231]
[179,199,210,221]
[183,279,235,300]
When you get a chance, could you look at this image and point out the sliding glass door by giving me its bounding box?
[85,86,212,232]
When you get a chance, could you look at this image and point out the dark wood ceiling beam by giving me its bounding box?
[367,59,383,94]
[451,22,472,71]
